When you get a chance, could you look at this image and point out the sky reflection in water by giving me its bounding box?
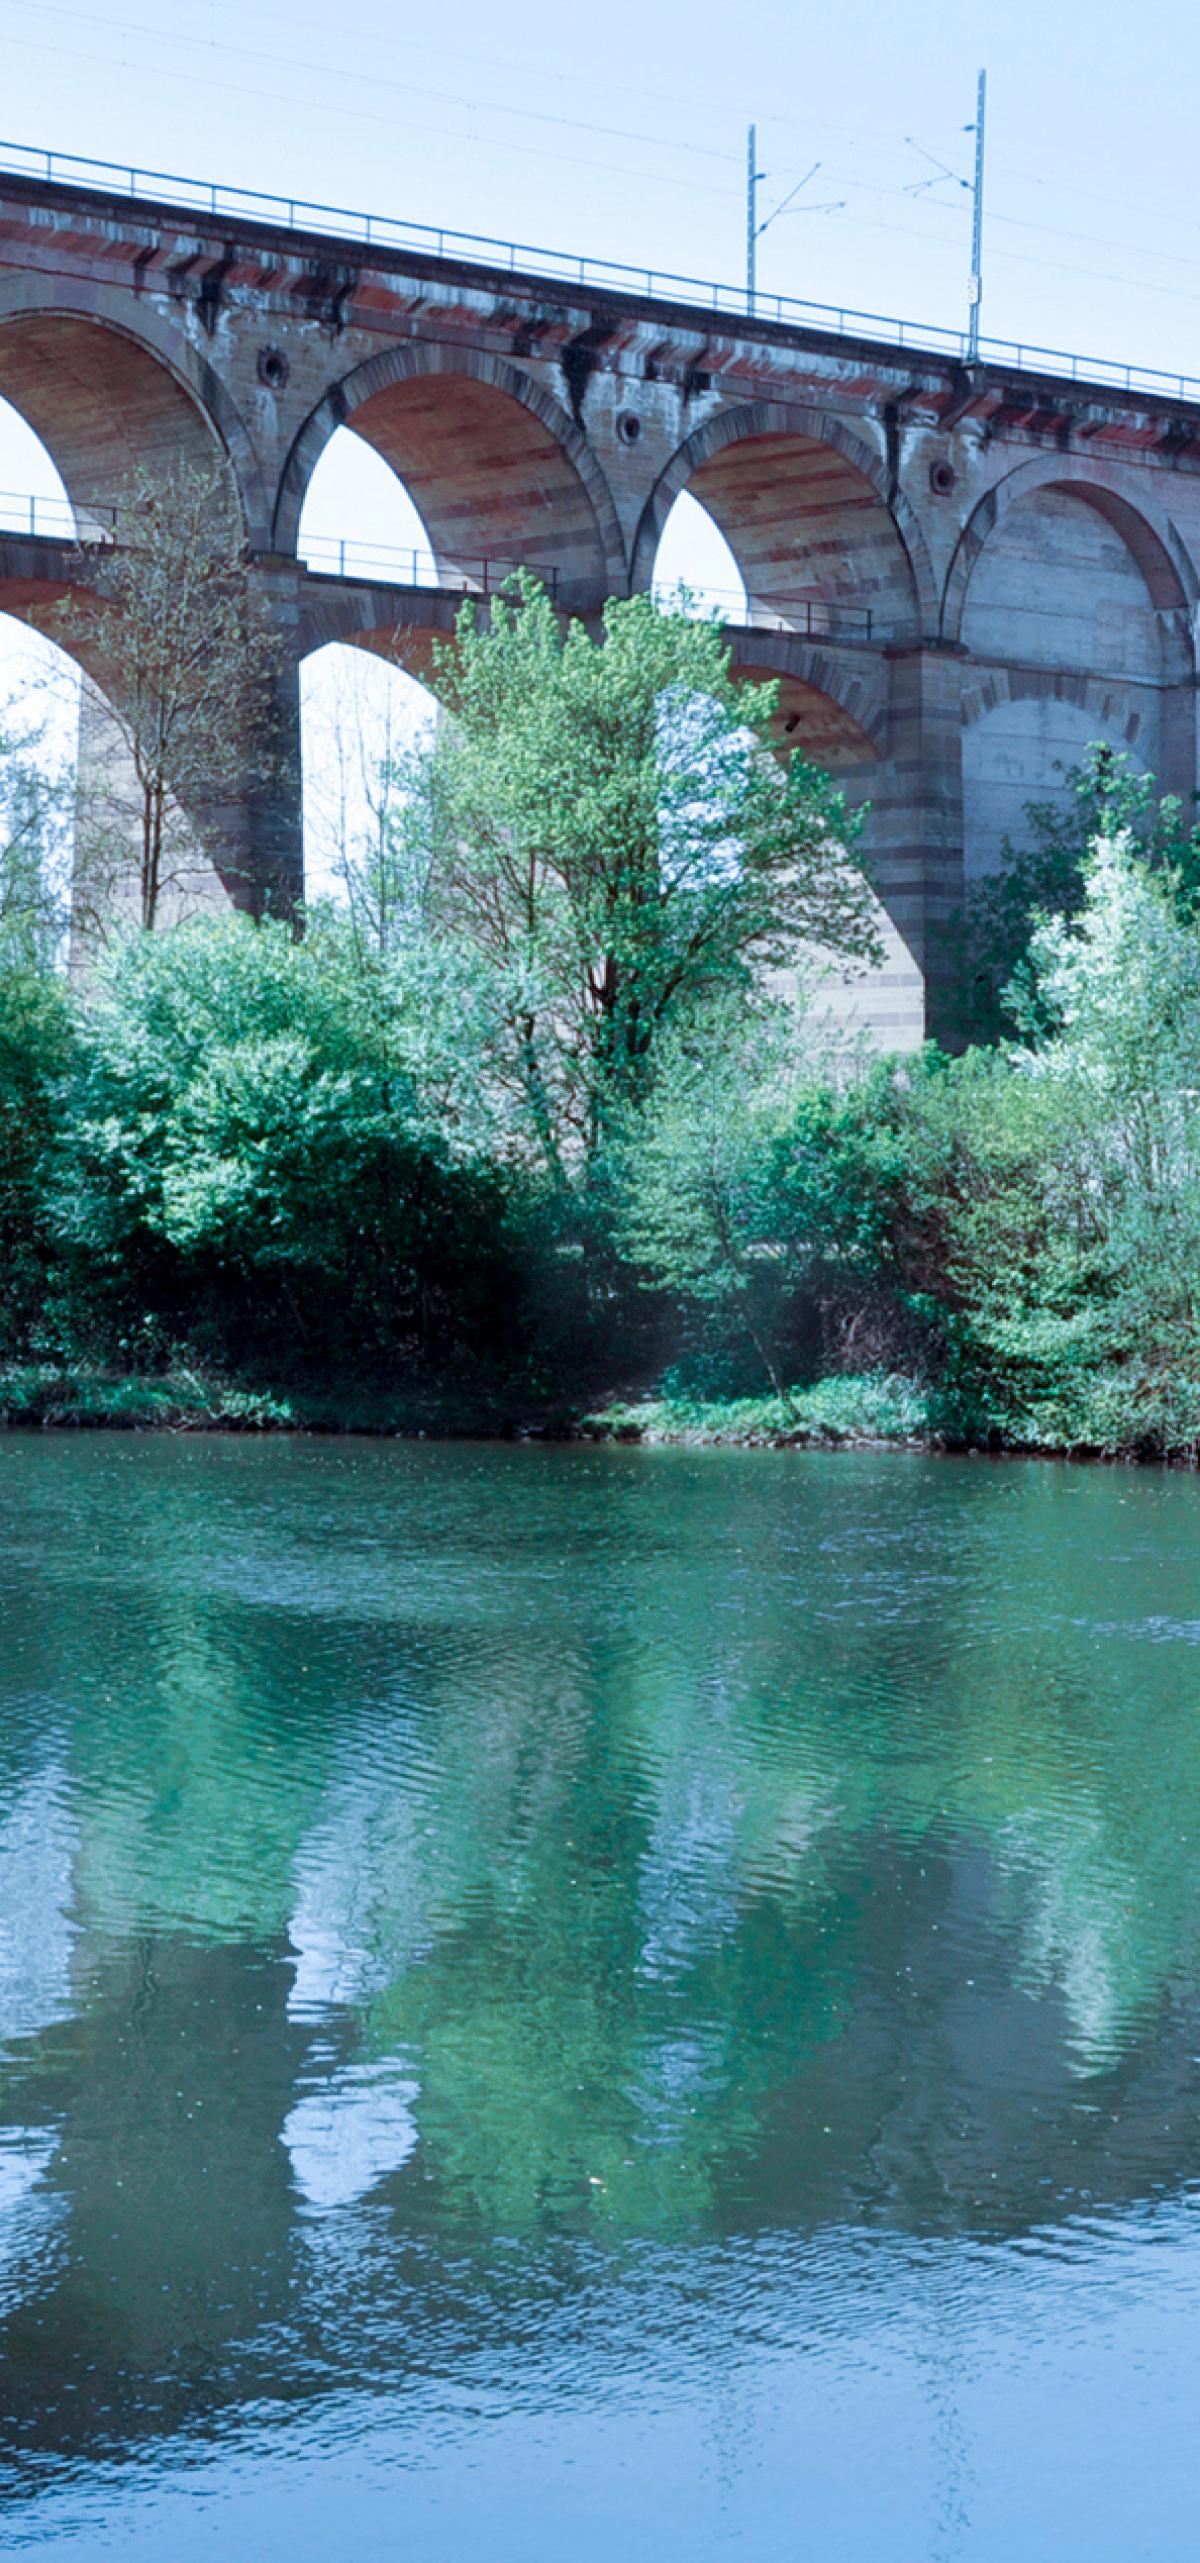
[0,1437,1198,2558]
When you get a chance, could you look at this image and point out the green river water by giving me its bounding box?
[0,1435,1198,2558]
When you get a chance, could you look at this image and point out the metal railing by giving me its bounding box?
[300,535,560,595]
[653,580,874,641]
[0,487,117,541]
[0,493,882,637]
[3,136,1200,411]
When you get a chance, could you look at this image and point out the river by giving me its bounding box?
[1,1435,1198,2557]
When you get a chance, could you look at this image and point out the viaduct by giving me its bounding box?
[4,145,1200,1044]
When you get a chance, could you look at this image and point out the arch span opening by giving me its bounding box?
[652,492,747,623]
[961,484,1183,683]
[0,392,74,544]
[963,685,1155,885]
[0,607,77,961]
[0,314,229,534]
[301,639,438,918]
[285,358,614,608]
[298,428,437,591]
[641,415,921,644]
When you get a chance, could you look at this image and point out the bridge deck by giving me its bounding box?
[3,137,1200,420]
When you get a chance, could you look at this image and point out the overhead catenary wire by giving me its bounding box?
[0,0,748,170]
[4,0,1197,277]
[3,0,1198,295]
[5,0,1200,368]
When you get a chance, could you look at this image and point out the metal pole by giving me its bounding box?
[747,124,757,313]
[967,68,987,359]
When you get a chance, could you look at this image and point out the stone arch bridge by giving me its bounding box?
[4,153,1200,1043]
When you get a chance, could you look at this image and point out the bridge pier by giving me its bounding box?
[871,647,968,1043]
[244,560,306,920]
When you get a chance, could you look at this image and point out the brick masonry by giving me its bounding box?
[4,170,1200,1043]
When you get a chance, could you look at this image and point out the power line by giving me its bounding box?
[0,33,750,202]
[0,0,746,170]
[7,4,1200,349]
[8,0,1199,283]
[0,0,914,151]
[827,202,1200,307]
[12,0,1199,260]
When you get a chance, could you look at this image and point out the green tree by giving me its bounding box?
[386,580,880,1186]
[895,830,1200,1449]
[0,700,70,970]
[0,963,72,1353]
[946,745,1200,1046]
[616,1008,906,1400]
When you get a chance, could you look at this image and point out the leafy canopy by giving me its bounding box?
[384,580,880,1180]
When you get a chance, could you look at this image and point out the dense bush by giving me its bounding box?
[611,828,1200,1451]
[6,577,1200,1455]
[897,835,1200,1451]
[5,828,1200,1451]
[3,917,517,1382]
[0,964,73,1352]
[941,744,1200,1047]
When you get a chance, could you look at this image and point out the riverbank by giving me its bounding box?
[0,1364,533,1438]
[3,1361,1198,1461]
[579,1374,940,1448]
[0,1362,937,1446]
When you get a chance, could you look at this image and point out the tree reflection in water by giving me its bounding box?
[0,1437,1198,2520]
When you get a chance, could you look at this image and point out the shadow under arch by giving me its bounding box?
[275,344,625,608]
[948,456,1200,875]
[960,664,1160,749]
[941,453,1199,653]
[0,280,266,542]
[727,627,924,1050]
[297,576,464,690]
[633,401,934,637]
[727,627,889,768]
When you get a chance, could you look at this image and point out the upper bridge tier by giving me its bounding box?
[4,143,1200,1046]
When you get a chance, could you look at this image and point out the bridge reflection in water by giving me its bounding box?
[0,1438,1199,2557]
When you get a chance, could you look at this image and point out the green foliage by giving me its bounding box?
[384,580,880,1182]
[0,963,73,1351]
[583,1372,936,1445]
[0,1361,295,1429]
[0,703,70,970]
[8,647,1200,1460]
[49,916,513,1374]
[891,833,1200,1451]
[945,745,1200,1046]
[57,462,286,932]
[609,826,1200,1452]
[613,1005,909,1398]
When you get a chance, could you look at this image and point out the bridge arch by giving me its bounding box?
[0,538,79,630]
[0,277,265,541]
[632,401,936,636]
[943,453,1198,648]
[726,626,888,767]
[960,665,1157,745]
[948,456,1199,876]
[276,343,625,605]
[297,578,461,676]
[725,625,924,1049]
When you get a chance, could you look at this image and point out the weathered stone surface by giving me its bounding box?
[4,169,1200,1042]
